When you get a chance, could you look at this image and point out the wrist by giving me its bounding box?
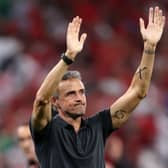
[144,41,157,51]
[65,50,77,60]
[61,53,74,65]
[144,40,157,48]
[143,41,156,55]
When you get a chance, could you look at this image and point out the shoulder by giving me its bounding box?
[86,109,111,125]
[87,109,110,120]
[86,109,116,139]
[29,113,60,142]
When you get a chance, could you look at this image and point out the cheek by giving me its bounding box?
[84,96,87,103]
[58,99,72,109]
[20,142,28,151]
[19,142,24,148]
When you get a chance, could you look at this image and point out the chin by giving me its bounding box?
[65,111,85,119]
[76,110,86,116]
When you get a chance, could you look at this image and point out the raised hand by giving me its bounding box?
[66,16,87,59]
[140,6,165,45]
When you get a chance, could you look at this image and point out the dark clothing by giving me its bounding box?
[30,109,115,168]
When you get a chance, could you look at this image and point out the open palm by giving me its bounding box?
[66,16,87,59]
[140,7,165,44]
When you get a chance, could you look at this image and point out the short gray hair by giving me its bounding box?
[61,70,82,81]
[53,71,82,98]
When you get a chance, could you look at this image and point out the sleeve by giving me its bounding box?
[98,109,117,140]
[29,118,52,143]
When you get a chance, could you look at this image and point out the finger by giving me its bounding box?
[148,7,154,24]
[154,6,159,24]
[139,18,145,34]
[161,16,166,28]
[67,22,72,35]
[74,16,79,32]
[70,16,78,33]
[76,17,82,35]
[158,9,162,25]
[79,33,87,45]
[72,16,77,24]
[158,10,164,27]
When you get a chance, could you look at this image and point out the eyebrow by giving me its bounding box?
[65,88,85,95]
[66,90,76,96]
[18,136,32,141]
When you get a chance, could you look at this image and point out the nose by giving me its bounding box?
[22,139,32,152]
[75,94,82,102]
[75,92,84,102]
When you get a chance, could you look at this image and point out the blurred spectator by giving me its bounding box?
[105,135,133,168]
[16,123,39,168]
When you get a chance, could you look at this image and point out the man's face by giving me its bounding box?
[17,125,36,161]
[56,78,87,117]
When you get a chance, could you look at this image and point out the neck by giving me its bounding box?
[59,112,82,133]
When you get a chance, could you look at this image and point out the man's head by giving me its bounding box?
[16,123,38,163]
[53,71,87,119]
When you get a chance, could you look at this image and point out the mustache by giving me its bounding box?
[74,102,85,106]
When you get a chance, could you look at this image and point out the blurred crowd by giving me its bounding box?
[0,0,168,167]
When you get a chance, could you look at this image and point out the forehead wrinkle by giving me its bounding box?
[58,79,85,94]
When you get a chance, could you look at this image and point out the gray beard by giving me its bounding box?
[65,111,84,120]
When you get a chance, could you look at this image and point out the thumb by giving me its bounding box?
[139,18,145,35]
[80,33,87,45]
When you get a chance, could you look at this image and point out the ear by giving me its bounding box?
[51,96,57,104]
[51,96,61,110]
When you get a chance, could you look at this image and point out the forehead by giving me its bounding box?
[58,79,85,93]
[17,126,31,138]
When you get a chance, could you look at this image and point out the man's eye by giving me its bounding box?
[18,136,31,142]
[18,138,24,142]
[80,89,86,94]
[66,91,75,96]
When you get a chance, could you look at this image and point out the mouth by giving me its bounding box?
[74,103,85,107]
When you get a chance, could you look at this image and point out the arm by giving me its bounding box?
[31,16,87,131]
[110,6,165,129]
